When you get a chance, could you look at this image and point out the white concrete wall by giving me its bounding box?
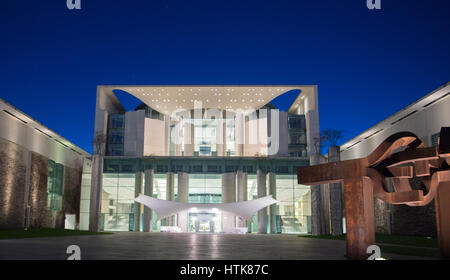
[341,95,450,160]
[124,110,145,156]
[143,118,167,156]
[0,107,88,169]
[244,115,268,156]
[275,111,288,156]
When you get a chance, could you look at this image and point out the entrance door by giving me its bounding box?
[188,212,220,232]
[198,220,210,232]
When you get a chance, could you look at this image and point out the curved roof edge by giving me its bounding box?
[340,82,450,152]
[97,85,317,115]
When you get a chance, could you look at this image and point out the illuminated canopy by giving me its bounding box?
[98,85,309,115]
[135,194,278,221]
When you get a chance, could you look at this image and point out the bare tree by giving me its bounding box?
[313,136,326,155]
[93,132,107,156]
[321,129,343,148]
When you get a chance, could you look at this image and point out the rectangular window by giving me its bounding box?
[207,165,218,173]
[47,160,64,211]
[107,144,124,156]
[288,115,306,129]
[107,114,125,156]
[431,133,440,147]
[109,114,124,129]
[191,165,203,173]
[108,130,124,144]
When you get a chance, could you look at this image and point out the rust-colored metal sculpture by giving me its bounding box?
[298,127,450,260]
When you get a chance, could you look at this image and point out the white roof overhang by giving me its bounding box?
[98,85,310,115]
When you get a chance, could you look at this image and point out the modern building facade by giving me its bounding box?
[81,85,320,234]
[0,98,90,230]
[339,82,450,236]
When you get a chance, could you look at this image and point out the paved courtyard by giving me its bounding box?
[0,232,434,260]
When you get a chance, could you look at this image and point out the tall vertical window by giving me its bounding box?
[47,160,64,211]
[107,114,125,156]
[193,119,218,156]
[226,118,235,156]
[288,114,307,157]
[431,132,440,147]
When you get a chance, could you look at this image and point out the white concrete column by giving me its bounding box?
[235,113,244,156]
[143,169,154,232]
[165,172,175,226]
[216,111,224,156]
[222,172,236,230]
[268,172,277,234]
[174,119,183,156]
[164,115,170,156]
[184,115,194,156]
[257,169,267,234]
[177,172,189,232]
[89,154,103,232]
[236,170,248,227]
[222,113,227,156]
[134,172,143,232]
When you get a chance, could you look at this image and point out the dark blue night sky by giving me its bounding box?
[1,0,449,154]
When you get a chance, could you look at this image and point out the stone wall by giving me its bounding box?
[374,176,437,237]
[0,139,27,229]
[374,198,391,234]
[63,165,83,225]
[391,177,437,237]
[28,152,56,228]
[391,203,436,237]
[0,137,83,230]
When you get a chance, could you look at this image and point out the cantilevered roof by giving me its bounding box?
[98,85,314,114]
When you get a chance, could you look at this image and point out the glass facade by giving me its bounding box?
[106,114,125,156]
[225,118,236,156]
[82,157,311,233]
[101,173,136,231]
[288,114,307,157]
[275,175,311,233]
[47,160,64,211]
[431,132,440,147]
[246,175,311,233]
[194,119,215,156]
[85,102,312,234]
